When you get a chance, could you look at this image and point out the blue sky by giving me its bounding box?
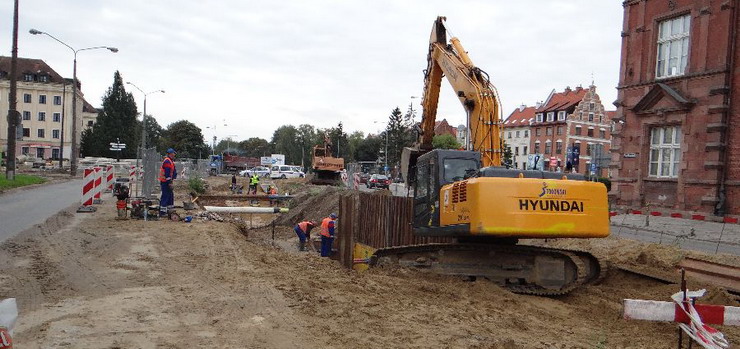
[1,0,623,142]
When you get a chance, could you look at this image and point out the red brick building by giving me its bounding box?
[612,0,740,216]
[529,86,613,174]
[434,118,457,137]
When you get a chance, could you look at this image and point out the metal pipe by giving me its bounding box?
[203,206,288,214]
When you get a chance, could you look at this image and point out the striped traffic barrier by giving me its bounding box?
[129,166,136,183]
[93,167,103,204]
[105,165,114,193]
[77,168,97,212]
[624,298,740,326]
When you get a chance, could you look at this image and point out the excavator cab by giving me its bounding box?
[412,149,480,233]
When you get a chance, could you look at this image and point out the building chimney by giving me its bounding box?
[564,86,572,93]
[519,104,526,112]
[535,101,542,109]
[575,85,583,92]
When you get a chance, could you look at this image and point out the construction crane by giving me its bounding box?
[372,17,610,295]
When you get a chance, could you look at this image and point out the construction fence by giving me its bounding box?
[336,192,453,268]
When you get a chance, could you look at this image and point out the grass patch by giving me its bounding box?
[0,174,47,191]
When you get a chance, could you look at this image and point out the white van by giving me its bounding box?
[270,165,305,179]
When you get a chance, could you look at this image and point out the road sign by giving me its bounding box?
[109,147,123,151]
[109,143,126,149]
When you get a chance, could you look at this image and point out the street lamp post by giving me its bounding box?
[30,29,117,176]
[206,120,227,155]
[126,82,164,197]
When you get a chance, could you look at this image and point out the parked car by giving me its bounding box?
[358,172,371,184]
[366,174,391,189]
[270,165,305,179]
[240,166,271,178]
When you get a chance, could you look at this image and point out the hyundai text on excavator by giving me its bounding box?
[370,17,611,295]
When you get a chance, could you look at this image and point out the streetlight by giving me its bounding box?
[206,120,227,155]
[126,82,164,151]
[225,134,238,153]
[126,82,164,197]
[30,28,117,176]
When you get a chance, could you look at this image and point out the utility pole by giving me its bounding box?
[5,0,19,180]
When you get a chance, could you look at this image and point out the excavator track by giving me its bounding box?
[369,243,608,296]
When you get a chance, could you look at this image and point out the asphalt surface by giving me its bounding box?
[0,179,83,242]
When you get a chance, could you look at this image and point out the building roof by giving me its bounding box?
[434,118,457,136]
[503,105,535,128]
[82,99,99,113]
[605,110,616,121]
[538,87,589,113]
[0,56,65,83]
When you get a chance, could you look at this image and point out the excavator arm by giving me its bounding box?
[416,16,503,167]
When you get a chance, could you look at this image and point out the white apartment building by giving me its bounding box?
[502,104,534,169]
[0,57,96,162]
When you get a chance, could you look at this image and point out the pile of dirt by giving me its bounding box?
[274,185,355,226]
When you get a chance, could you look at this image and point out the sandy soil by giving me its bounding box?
[0,176,738,348]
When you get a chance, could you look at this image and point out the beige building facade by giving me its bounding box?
[0,57,95,163]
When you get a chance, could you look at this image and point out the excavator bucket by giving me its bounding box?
[401,147,426,186]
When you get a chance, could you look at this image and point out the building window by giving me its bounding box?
[508,132,512,139]
[536,113,543,122]
[22,128,30,138]
[523,146,528,154]
[52,148,60,160]
[546,127,553,136]
[546,112,555,122]
[38,75,48,82]
[38,112,46,121]
[649,126,682,177]
[588,113,594,122]
[587,128,594,137]
[589,102,595,111]
[39,95,46,104]
[37,129,45,138]
[21,146,29,155]
[22,111,31,120]
[599,130,606,139]
[52,129,60,139]
[534,142,540,154]
[545,142,552,154]
[23,73,33,82]
[87,121,94,127]
[524,130,528,137]
[54,95,62,105]
[575,126,581,136]
[574,142,581,154]
[535,128,541,136]
[36,148,44,158]
[514,147,519,156]
[522,162,527,170]
[515,130,520,138]
[557,126,563,135]
[53,112,61,122]
[557,111,566,121]
[23,93,31,103]
[657,15,691,78]
[556,141,563,154]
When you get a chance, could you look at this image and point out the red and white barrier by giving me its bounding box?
[611,209,740,225]
[105,165,114,193]
[80,168,95,206]
[353,173,360,190]
[624,298,740,326]
[129,166,136,183]
[93,167,103,204]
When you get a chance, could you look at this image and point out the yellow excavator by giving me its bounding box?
[371,17,610,295]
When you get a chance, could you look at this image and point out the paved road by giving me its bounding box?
[0,179,83,242]
[611,225,739,256]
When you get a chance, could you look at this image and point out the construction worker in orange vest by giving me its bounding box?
[159,148,177,215]
[293,220,317,251]
[320,213,337,257]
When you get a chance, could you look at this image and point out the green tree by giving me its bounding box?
[432,134,461,149]
[238,137,271,157]
[354,134,383,161]
[346,130,364,163]
[385,107,410,169]
[143,116,163,151]
[80,71,139,158]
[160,120,207,159]
[326,122,348,159]
[502,139,513,167]
[296,124,317,169]
[270,125,301,164]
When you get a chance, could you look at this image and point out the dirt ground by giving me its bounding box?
[0,176,738,348]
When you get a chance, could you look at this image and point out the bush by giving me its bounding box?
[188,177,206,195]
